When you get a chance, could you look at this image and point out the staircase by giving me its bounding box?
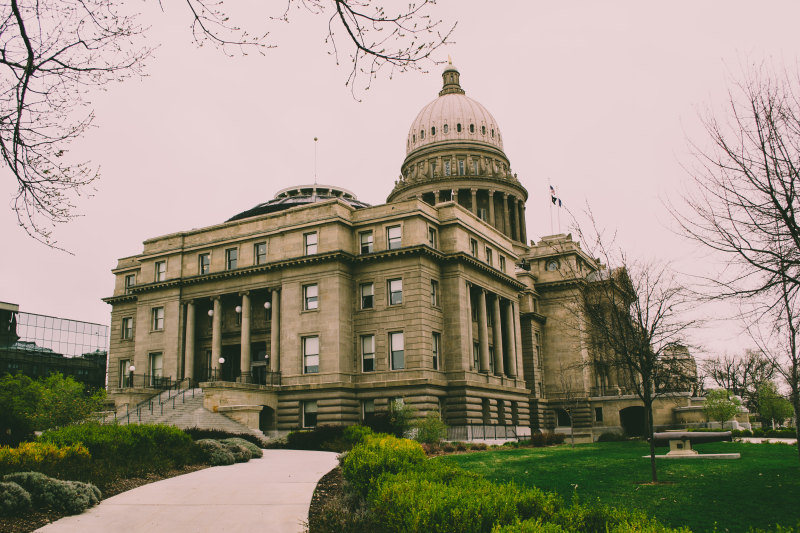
[106,388,262,436]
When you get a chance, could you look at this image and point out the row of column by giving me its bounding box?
[468,283,520,378]
[434,188,527,243]
[183,288,281,381]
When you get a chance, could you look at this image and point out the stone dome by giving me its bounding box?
[405,64,504,157]
[227,184,370,222]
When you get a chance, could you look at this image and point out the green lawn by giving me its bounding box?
[438,441,800,533]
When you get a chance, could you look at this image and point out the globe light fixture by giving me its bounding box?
[207,309,214,317]
[219,357,225,364]
[129,365,135,372]
[235,305,242,313]
[264,301,271,310]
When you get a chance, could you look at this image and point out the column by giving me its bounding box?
[184,301,195,383]
[240,292,251,380]
[520,203,528,244]
[477,289,490,373]
[491,294,505,376]
[471,188,478,216]
[503,193,511,238]
[211,296,222,376]
[270,288,281,372]
[512,196,521,242]
[466,283,474,370]
[488,190,495,227]
[505,300,518,378]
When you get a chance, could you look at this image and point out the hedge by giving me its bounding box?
[0,442,90,480]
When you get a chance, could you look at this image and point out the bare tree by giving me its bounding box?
[704,349,775,412]
[2,0,454,247]
[554,360,584,448]
[676,65,800,460]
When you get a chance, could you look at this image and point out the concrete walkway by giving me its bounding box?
[36,450,339,533]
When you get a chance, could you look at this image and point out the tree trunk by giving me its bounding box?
[645,402,657,483]
[792,392,800,465]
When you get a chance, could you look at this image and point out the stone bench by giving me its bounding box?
[653,431,732,456]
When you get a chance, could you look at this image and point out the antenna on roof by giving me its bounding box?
[313,137,318,185]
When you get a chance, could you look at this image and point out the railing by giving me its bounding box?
[196,369,281,386]
[117,374,176,390]
[447,424,520,442]
[108,378,196,424]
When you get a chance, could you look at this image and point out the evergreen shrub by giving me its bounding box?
[220,438,263,458]
[0,442,90,479]
[183,427,267,448]
[195,439,235,466]
[343,425,374,446]
[4,472,101,515]
[286,425,348,452]
[0,481,31,516]
[221,441,252,463]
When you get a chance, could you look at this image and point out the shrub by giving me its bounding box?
[0,481,31,517]
[471,443,488,451]
[413,410,448,444]
[0,441,91,480]
[342,434,426,497]
[529,433,566,447]
[183,427,267,448]
[343,425,374,446]
[4,472,101,515]
[492,503,691,532]
[421,442,441,455]
[195,439,235,466]
[221,441,252,463]
[286,425,348,452]
[220,438,263,458]
[455,442,468,452]
[596,432,626,442]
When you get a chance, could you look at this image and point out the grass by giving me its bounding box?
[438,440,800,533]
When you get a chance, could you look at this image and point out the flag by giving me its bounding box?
[550,185,563,208]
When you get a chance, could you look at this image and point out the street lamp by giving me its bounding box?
[264,301,271,309]
[207,309,214,317]
[128,365,135,387]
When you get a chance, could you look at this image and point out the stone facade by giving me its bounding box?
[103,64,697,439]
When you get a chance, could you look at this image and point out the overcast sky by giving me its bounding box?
[4,1,800,359]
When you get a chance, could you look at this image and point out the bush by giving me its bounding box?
[0,441,91,480]
[220,438,263,458]
[342,434,426,497]
[528,433,566,447]
[471,443,488,451]
[221,441,252,463]
[343,425,374,446]
[195,439,235,466]
[183,427,267,448]
[492,503,691,532]
[286,425,348,452]
[4,472,101,515]
[414,410,448,444]
[596,432,626,442]
[39,423,201,481]
[0,481,31,517]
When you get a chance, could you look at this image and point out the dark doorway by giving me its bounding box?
[619,406,646,437]
[221,344,241,382]
[259,406,275,431]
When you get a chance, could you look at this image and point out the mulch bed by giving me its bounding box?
[307,465,344,527]
[0,464,209,533]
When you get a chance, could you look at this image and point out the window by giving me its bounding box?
[255,242,267,265]
[388,278,403,305]
[432,332,441,370]
[387,226,402,250]
[458,159,465,175]
[303,336,319,374]
[556,409,571,427]
[473,342,480,369]
[389,332,404,370]
[478,207,488,221]
[121,317,133,340]
[151,307,164,331]
[428,227,437,249]
[199,253,210,275]
[420,129,425,140]
[124,274,136,290]
[431,126,436,136]
[431,280,439,306]
[360,283,374,309]
[535,332,542,368]
[304,232,318,255]
[225,248,238,270]
[489,346,495,374]
[444,160,451,176]
[303,400,318,428]
[595,407,604,422]
[485,247,493,266]
[303,284,319,310]
[149,352,163,381]
[470,123,475,133]
[155,261,166,282]
[361,335,375,372]
[457,123,462,133]
[443,124,449,134]
[482,125,486,135]
[119,359,131,388]
[499,256,506,272]
[362,399,375,423]
[470,239,478,257]
[360,231,373,254]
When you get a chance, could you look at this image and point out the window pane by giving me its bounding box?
[305,284,319,310]
[389,279,402,305]
[360,231,373,254]
[387,226,401,249]
[390,332,404,370]
[361,283,374,309]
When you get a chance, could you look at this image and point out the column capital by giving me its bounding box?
[210,295,221,302]
[183,299,195,305]
[238,291,250,297]
[470,187,478,193]
[503,192,510,199]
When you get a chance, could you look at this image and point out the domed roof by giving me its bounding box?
[227,185,370,222]
[405,64,504,156]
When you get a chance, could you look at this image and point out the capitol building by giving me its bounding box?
[104,64,699,440]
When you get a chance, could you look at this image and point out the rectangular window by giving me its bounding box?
[499,256,506,272]
[255,242,267,265]
[535,332,542,368]
[470,239,478,257]
[303,400,318,428]
[119,359,131,388]
[225,248,238,270]
[151,307,164,331]
[303,336,319,374]
[387,225,402,250]
[488,347,495,374]
[458,159,465,176]
[303,284,319,310]
[199,253,210,275]
[390,331,405,370]
[360,283,374,309]
[431,280,439,306]
[361,335,375,372]
[360,231,373,254]
[428,227,437,249]
[444,160,451,176]
[595,407,604,422]
[124,274,136,290]
[388,278,403,305]
[485,247,493,266]
[362,399,375,423]
[473,341,480,369]
[121,317,133,340]
[155,261,166,282]
[149,352,163,381]
[478,207,488,221]
[304,232,318,255]
[432,332,441,370]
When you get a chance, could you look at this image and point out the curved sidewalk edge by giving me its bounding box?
[36,449,340,533]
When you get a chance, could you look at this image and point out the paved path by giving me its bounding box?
[36,450,339,533]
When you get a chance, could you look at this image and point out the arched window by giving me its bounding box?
[469,124,475,133]
[443,124,449,134]
[412,134,416,143]
[431,126,436,136]
[491,129,495,138]
[457,123,462,133]
[481,125,486,135]
[420,129,425,140]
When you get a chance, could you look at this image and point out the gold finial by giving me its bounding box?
[448,55,452,65]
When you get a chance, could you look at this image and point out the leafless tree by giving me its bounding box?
[2,0,454,247]
[676,64,800,460]
[554,360,584,448]
[704,349,775,412]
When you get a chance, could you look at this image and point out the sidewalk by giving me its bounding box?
[36,450,339,533]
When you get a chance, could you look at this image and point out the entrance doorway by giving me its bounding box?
[619,406,646,436]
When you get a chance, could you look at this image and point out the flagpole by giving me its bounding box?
[548,179,554,235]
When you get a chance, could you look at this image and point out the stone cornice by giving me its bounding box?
[521,311,547,324]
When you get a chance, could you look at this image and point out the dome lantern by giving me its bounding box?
[439,60,465,96]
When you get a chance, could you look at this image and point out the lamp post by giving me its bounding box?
[128,365,135,388]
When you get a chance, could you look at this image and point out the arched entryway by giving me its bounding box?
[619,406,646,437]
[259,406,276,432]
